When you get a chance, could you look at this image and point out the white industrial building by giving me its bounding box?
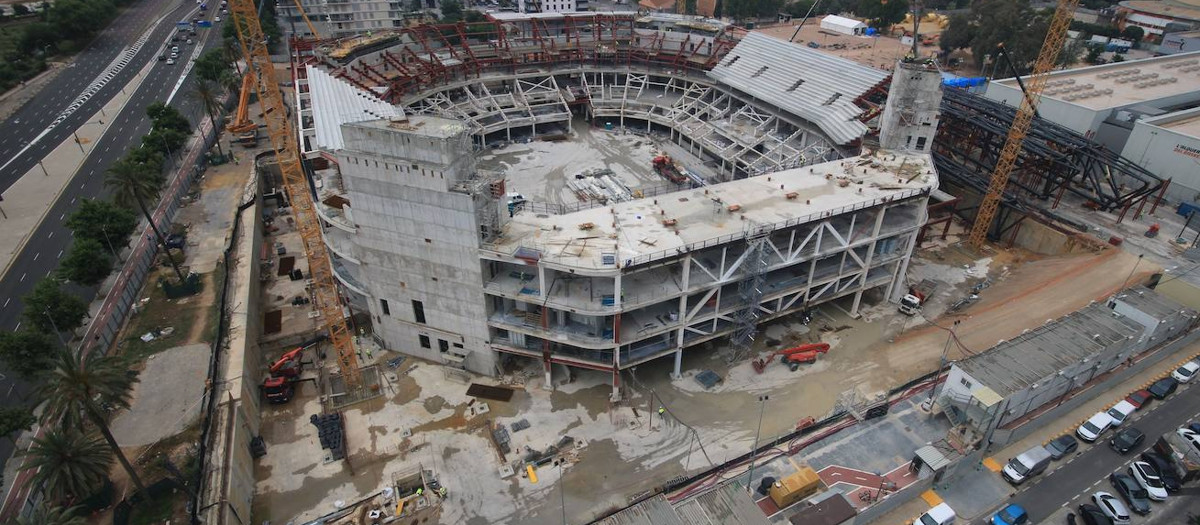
[984,51,1200,151]
[819,15,869,36]
[293,13,944,395]
[938,287,1195,431]
[278,0,429,38]
[1159,29,1200,54]
[1121,107,1200,203]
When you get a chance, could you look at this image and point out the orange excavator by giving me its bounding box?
[752,343,830,373]
[227,71,259,146]
[261,335,326,403]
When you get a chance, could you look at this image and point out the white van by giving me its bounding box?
[1002,446,1053,484]
[1077,411,1116,442]
[1107,400,1136,427]
[916,502,957,525]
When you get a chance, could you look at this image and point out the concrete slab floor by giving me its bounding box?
[250,240,1149,524]
[477,117,696,204]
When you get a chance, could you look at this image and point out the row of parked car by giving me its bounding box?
[988,359,1200,525]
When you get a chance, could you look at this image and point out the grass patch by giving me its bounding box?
[127,491,179,525]
[116,269,211,365]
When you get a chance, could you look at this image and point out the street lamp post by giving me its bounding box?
[746,394,769,493]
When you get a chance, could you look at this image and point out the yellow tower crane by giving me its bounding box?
[967,0,1081,248]
[291,0,321,39]
[228,0,362,389]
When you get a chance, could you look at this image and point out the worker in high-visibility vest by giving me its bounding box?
[438,486,448,498]
[416,487,423,497]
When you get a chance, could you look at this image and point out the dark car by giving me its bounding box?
[1140,451,1183,492]
[166,234,186,250]
[1110,427,1145,454]
[1077,503,1114,525]
[1110,472,1151,515]
[1189,422,1200,434]
[1126,389,1152,409]
[1046,434,1079,459]
[1148,377,1178,399]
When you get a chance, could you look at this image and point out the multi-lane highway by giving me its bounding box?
[976,378,1200,524]
[0,0,231,469]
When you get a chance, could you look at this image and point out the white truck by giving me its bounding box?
[899,279,937,316]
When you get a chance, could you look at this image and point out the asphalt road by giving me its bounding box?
[0,0,230,471]
[977,378,1200,524]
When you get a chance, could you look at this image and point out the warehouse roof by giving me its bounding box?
[489,149,936,269]
[1111,285,1195,320]
[706,32,888,145]
[990,51,1200,111]
[1141,106,1200,138]
[674,482,770,525]
[307,65,404,151]
[956,303,1142,397]
[592,495,685,525]
[1119,0,1200,23]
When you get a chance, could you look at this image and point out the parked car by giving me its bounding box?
[166,234,186,250]
[991,504,1028,525]
[1125,389,1152,409]
[1046,434,1079,460]
[1002,446,1053,484]
[1078,412,1116,442]
[1109,472,1151,515]
[916,502,957,525]
[1139,451,1182,492]
[1110,427,1145,454]
[1091,492,1130,524]
[1077,503,1115,525]
[1106,401,1136,427]
[1172,361,1199,383]
[1148,377,1178,400]
[1189,422,1200,434]
[1178,428,1200,454]
[1128,461,1167,501]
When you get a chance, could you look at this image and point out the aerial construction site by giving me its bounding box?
[163,3,1200,525]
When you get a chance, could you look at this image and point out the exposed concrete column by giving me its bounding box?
[851,208,888,316]
[672,349,683,379]
[539,264,548,297]
[613,273,622,308]
[544,357,553,390]
[673,255,690,380]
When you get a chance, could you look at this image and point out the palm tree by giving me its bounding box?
[36,349,145,494]
[104,158,187,285]
[21,427,112,503]
[14,503,88,525]
[193,78,226,158]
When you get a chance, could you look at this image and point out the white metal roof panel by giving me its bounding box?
[307,65,404,151]
[706,32,887,145]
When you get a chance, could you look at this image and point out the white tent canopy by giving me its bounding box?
[820,14,868,36]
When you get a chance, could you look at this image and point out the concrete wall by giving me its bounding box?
[879,61,943,153]
[1008,216,1106,256]
[198,177,265,525]
[1120,108,1200,204]
[339,120,497,375]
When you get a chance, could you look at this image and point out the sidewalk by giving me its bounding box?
[0,48,160,281]
[867,333,1200,524]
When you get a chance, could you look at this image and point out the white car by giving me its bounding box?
[1172,361,1199,383]
[166,58,176,65]
[1179,428,1200,454]
[1091,492,1131,525]
[215,15,222,21]
[1106,400,1136,427]
[1129,461,1168,501]
[1077,411,1116,442]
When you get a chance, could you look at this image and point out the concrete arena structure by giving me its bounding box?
[290,13,941,396]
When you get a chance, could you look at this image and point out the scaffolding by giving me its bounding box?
[728,226,770,362]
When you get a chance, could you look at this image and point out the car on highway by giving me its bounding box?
[1109,427,1144,454]
[1078,412,1116,442]
[158,54,166,61]
[1147,377,1178,400]
[991,503,1028,525]
[1077,503,1115,525]
[167,58,176,65]
[1045,434,1079,459]
[1109,472,1151,515]
[1125,389,1152,409]
[1128,461,1167,501]
[1138,451,1181,492]
[171,45,180,53]
[1171,360,1199,383]
[1091,492,1131,524]
[215,15,222,22]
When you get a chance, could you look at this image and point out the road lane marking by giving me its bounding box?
[57,250,63,259]
[47,231,53,238]
[2,298,8,308]
[33,253,39,261]
[18,272,25,282]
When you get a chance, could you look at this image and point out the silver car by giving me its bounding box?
[1091,491,1131,524]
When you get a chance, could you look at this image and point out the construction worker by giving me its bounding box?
[438,486,448,498]
[415,487,423,497]
[658,406,665,416]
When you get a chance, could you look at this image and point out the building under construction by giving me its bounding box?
[291,12,943,395]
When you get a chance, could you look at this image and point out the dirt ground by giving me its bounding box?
[753,22,916,72]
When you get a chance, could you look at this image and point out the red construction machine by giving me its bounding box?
[261,335,326,403]
[752,343,830,373]
[652,154,687,184]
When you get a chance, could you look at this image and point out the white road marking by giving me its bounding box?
[18,272,25,282]
[47,231,53,238]
[2,298,9,308]
[57,250,63,259]
[32,253,39,261]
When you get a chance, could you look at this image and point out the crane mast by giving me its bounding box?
[228,0,362,388]
[967,0,1081,247]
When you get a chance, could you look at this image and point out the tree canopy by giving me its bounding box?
[65,199,137,247]
[22,279,88,335]
[59,238,114,287]
[944,0,1049,69]
[146,101,191,135]
[857,0,908,30]
[0,330,56,380]
[0,406,36,445]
